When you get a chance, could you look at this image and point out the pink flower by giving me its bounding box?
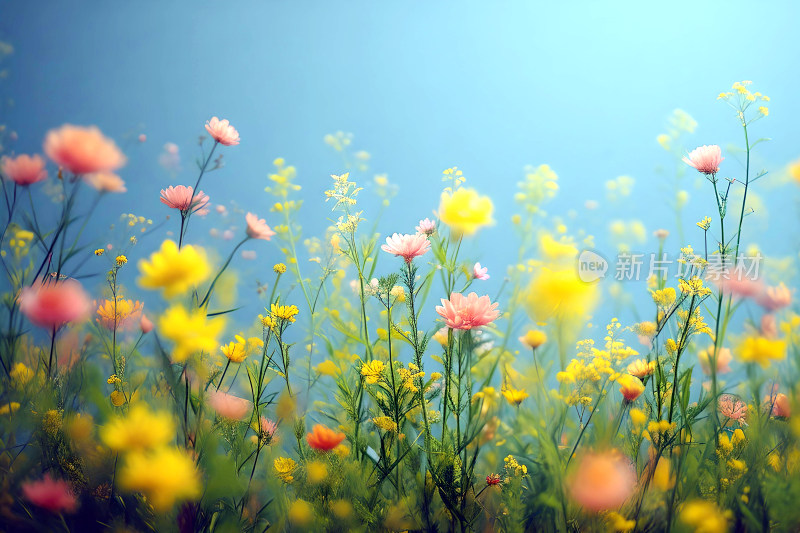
[22,474,78,513]
[207,390,252,420]
[757,283,792,311]
[714,274,764,300]
[682,145,723,175]
[43,124,126,175]
[381,233,431,263]
[718,394,747,424]
[568,450,636,512]
[19,279,91,330]
[223,229,234,240]
[83,172,127,193]
[761,313,778,339]
[260,417,278,443]
[160,185,209,214]
[436,292,500,330]
[473,262,489,281]
[215,205,227,215]
[1,154,47,186]
[138,134,147,143]
[763,386,791,418]
[415,218,436,235]
[205,117,240,146]
[698,346,732,376]
[140,313,154,334]
[241,250,257,260]
[245,212,276,240]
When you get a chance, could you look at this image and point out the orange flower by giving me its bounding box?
[306,424,345,451]
[44,124,126,175]
[96,298,143,330]
[568,450,636,512]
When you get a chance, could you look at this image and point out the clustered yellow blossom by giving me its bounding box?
[651,287,677,309]
[273,262,287,274]
[221,335,263,363]
[372,416,398,432]
[360,360,385,384]
[397,363,425,392]
[696,216,712,231]
[678,276,712,297]
[503,455,528,477]
[115,255,127,266]
[270,303,299,324]
[718,81,770,125]
[274,457,297,483]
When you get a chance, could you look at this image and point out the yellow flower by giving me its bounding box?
[274,457,297,483]
[696,216,712,230]
[118,446,201,511]
[288,499,314,526]
[273,263,287,274]
[519,329,547,349]
[758,106,769,116]
[360,360,385,384]
[138,240,210,298]
[10,362,34,386]
[605,511,636,532]
[96,298,144,330]
[373,416,398,432]
[315,360,339,376]
[525,266,598,325]
[629,408,647,428]
[100,404,176,451]
[438,187,494,236]
[0,402,20,416]
[270,303,299,323]
[502,387,529,406]
[651,287,676,308]
[94,248,105,256]
[307,460,328,484]
[115,255,127,266]
[221,341,246,363]
[158,305,225,362]
[634,321,657,337]
[679,500,728,533]
[735,335,786,368]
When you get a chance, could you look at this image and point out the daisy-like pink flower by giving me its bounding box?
[160,185,209,215]
[682,145,723,175]
[415,218,436,236]
[473,262,489,280]
[260,417,278,443]
[1,154,48,186]
[205,117,240,146]
[44,124,126,175]
[22,474,78,513]
[84,172,127,193]
[436,292,500,330]
[381,233,431,263]
[568,450,636,512]
[718,394,747,424]
[245,212,276,240]
[19,279,91,330]
[207,390,252,420]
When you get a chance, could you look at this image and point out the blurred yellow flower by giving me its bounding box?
[679,500,728,533]
[502,386,529,406]
[138,240,210,298]
[307,460,328,483]
[158,305,225,362]
[274,457,297,483]
[525,266,598,325]
[101,405,175,451]
[735,335,786,368]
[519,329,547,349]
[315,360,339,376]
[438,188,494,236]
[118,446,201,511]
[288,498,314,526]
[10,362,34,386]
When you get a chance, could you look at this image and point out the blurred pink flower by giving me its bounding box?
[44,124,126,175]
[140,313,154,334]
[22,474,78,513]
[223,229,235,240]
[215,205,227,215]
[714,274,764,300]
[19,279,91,330]
[415,218,436,235]
[473,262,489,280]
[718,394,747,424]
[84,172,127,193]
[138,134,147,143]
[1,154,48,186]
[761,313,778,339]
[698,346,732,376]
[436,292,500,330]
[381,233,431,263]
[207,390,251,420]
[682,144,723,175]
[757,283,792,311]
[160,185,209,214]
[568,450,636,512]
[245,212,276,240]
[763,386,791,418]
[205,117,240,146]
[241,250,257,260]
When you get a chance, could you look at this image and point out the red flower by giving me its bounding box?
[306,424,345,451]
[486,473,502,486]
[22,474,78,513]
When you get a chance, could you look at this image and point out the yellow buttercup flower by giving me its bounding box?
[100,405,175,451]
[271,303,299,323]
[520,329,547,349]
[502,387,529,406]
[158,305,226,362]
[118,446,201,511]
[438,188,494,236]
[221,341,246,363]
[138,239,211,298]
[735,335,786,368]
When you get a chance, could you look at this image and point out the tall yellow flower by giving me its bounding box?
[118,446,201,511]
[438,188,494,236]
[138,240,210,298]
[100,404,175,451]
[158,305,226,362]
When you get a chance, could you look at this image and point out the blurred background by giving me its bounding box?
[1,0,798,330]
